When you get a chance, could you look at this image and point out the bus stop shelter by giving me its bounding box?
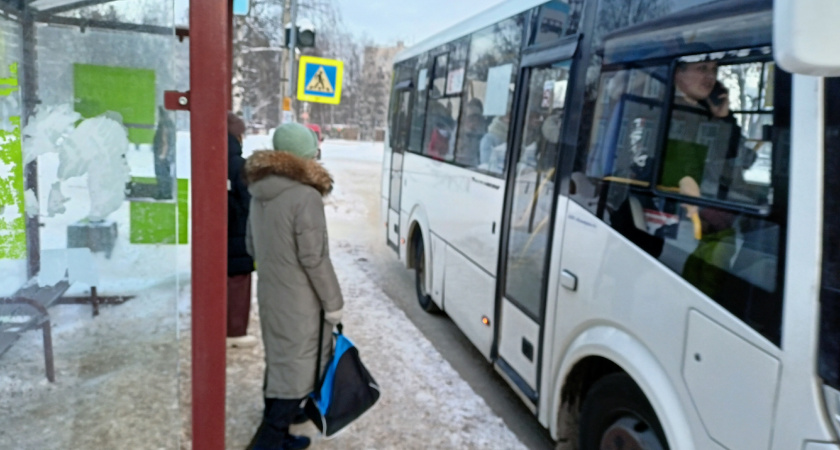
[0,1,229,448]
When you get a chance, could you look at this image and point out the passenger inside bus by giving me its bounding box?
[665,59,760,205]
[668,59,778,316]
[480,115,509,173]
[424,87,459,161]
[455,113,487,167]
[573,47,784,344]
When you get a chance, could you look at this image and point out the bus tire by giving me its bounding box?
[413,233,440,313]
[579,373,668,450]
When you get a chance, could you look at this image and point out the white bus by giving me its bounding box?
[381,0,840,448]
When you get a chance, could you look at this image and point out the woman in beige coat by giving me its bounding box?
[245,122,343,450]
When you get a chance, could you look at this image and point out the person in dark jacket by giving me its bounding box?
[227,112,257,348]
[152,106,176,199]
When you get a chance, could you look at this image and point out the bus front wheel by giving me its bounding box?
[413,234,440,313]
[579,373,668,450]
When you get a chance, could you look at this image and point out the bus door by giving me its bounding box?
[495,43,575,402]
[387,82,412,252]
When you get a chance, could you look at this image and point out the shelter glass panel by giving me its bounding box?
[0,1,185,447]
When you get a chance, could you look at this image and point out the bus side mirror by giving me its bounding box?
[774,0,840,76]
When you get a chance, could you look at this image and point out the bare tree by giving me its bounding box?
[232,0,343,130]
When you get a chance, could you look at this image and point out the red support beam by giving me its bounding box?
[189,2,230,448]
[228,0,234,110]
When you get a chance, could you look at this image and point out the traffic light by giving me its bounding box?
[285,25,315,48]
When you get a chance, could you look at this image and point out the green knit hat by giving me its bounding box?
[272,123,318,159]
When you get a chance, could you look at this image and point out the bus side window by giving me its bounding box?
[421,38,469,163]
[575,52,789,346]
[573,66,668,212]
[389,63,414,151]
[530,0,581,45]
[408,54,430,153]
[660,58,775,207]
[453,15,524,175]
[422,53,458,161]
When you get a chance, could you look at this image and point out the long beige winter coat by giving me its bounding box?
[245,150,343,399]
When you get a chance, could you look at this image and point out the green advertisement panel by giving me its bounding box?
[129,178,189,245]
[0,63,24,259]
[73,64,156,144]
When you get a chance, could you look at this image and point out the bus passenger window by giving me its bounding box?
[579,51,789,345]
[531,0,581,45]
[661,55,775,207]
[424,97,461,161]
[454,15,524,175]
[422,39,469,162]
[408,55,430,153]
[580,66,668,193]
[431,54,448,97]
[388,63,414,151]
[390,90,412,150]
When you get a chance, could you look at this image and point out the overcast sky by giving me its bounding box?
[333,0,506,46]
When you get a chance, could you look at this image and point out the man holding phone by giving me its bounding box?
[673,60,731,118]
[668,57,760,228]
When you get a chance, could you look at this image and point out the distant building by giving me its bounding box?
[358,41,405,141]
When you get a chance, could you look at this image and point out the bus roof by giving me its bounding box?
[394,0,547,63]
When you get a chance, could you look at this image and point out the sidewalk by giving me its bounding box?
[177,237,527,449]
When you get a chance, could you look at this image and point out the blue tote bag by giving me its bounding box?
[304,317,380,438]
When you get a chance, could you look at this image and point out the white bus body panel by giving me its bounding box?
[537,196,568,427]
[388,209,400,245]
[444,246,495,359]
[395,0,548,63]
[498,299,540,388]
[399,211,409,264]
[805,443,840,450]
[400,152,505,276]
[545,200,786,449]
[430,233,446,304]
[381,146,392,233]
[771,75,839,449]
[381,197,389,242]
[773,0,840,76]
[683,310,780,450]
[403,204,429,270]
[548,325,704,450]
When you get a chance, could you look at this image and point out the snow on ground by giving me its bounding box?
[216,238,525,449]
[1,137,526,449]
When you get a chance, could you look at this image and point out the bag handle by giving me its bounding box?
[314,309,324,391]
[313,311,344,391]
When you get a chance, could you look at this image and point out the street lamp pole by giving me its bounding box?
[286,0,298,121]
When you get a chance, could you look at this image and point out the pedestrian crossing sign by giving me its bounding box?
[297,56,343,105]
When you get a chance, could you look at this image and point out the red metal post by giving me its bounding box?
[228,0,234,110]
[189,2,229,448]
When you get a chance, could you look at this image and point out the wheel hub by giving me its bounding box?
[599,416,663,450]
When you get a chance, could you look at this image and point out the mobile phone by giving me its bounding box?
[708,81,727,106]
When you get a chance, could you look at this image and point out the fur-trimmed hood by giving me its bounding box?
[245,150,333,198]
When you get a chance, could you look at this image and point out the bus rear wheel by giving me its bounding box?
[413,233,440,313]
[579,373,668,450]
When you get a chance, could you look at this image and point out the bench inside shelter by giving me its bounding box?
[0,248,130,382]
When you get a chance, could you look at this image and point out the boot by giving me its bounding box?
[250,398,308,450]
[291,408,309,425]
[282,434,311,450]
